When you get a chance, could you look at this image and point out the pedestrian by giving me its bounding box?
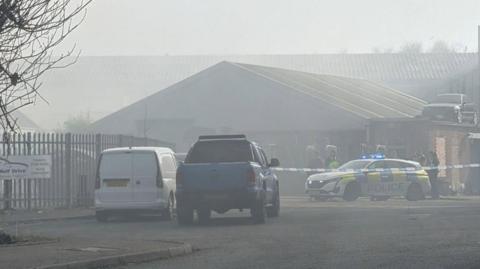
[307,152,324,177]
[417,153,427,167]
[306,145,324,177]
[426,151,440,199]
[325,146,340,170]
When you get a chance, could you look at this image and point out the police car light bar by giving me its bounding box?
[361,153,385,159]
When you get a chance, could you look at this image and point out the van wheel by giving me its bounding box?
[95,211,108,222]
[251,198,266,224]
[163,193,175,221]
[343,182,360,201]
[266,189,280,218]
[197,207,211,224]
[177,204,194,225]
[456,111,463,124]
[406,183,425,201]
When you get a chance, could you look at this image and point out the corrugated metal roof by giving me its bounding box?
[92,61,427,133]
[33,53,475,129]
[233,62,426,119]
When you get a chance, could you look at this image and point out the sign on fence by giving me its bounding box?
[0,155,52,180]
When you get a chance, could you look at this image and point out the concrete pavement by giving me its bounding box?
[122,197,480,269]
[0,209,192,269]
[0,237,191,269]
[4,196,480,269]
[0,207,94,225]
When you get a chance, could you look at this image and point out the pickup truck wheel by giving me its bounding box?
[251,199,266,224]
[197,207,211,224]
[266,190,280,218]
[95,211,108,222]
[177,205,194,225]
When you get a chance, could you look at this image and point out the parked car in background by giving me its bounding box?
[94,147,177,222]
[176,135,280,224]
[422,93,478,125]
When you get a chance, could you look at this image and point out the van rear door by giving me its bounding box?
[132,151,159,203]
[98,152,133,203]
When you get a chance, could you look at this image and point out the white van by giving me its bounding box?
[94,147,177,222]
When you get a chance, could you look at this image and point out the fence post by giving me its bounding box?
[3,180,11,210]
[117,134,123,147]
[3,132,12,210]
[26,133,32,210]
[65,133,72,208]
[95,134,102,157]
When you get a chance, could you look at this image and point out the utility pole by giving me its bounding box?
[478,25,480,112]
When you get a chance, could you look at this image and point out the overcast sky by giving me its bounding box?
[60,0,480,55]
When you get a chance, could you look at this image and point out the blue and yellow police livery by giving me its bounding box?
[305,158,431,201]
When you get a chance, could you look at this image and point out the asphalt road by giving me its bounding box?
[10,196,480,269]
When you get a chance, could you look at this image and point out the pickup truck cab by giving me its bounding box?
[422,93,478,125]
[175,135,280,224]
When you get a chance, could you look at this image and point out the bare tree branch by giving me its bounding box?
[0,0,92,133]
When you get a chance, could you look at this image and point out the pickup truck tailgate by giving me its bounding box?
[180,162,250,192]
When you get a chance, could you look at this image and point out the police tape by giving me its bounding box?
[271,163,480,173]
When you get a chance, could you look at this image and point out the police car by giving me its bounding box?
[305,156,431,201]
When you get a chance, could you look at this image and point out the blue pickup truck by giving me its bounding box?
[175,135,280,224]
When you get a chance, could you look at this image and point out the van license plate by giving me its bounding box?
[204,194,228,200]
[105,180,128,187]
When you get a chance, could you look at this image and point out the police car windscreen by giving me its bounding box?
[433,95,461,104]
[185,140,254,163]
[338,160,371,170]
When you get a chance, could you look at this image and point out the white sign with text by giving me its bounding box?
[0,155,52,180]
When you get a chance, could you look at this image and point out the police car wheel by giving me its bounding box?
[197,207,211,224]
[406,183,425,201]
[343,182,360,201]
